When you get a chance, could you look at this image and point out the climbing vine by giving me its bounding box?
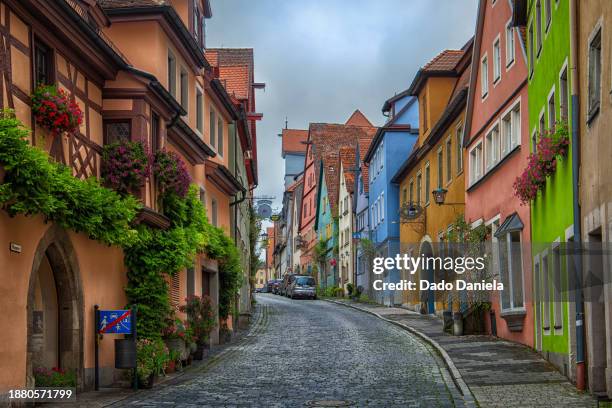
[0,111,243,340]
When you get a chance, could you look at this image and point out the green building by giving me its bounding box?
[520,0,575,380]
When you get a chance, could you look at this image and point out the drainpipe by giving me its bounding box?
[569,0,585,391]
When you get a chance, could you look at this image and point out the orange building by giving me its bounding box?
[0,0,256,393]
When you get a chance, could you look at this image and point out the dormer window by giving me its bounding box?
[192,1,206,49]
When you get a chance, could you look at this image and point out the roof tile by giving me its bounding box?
[423,49,465,72]
[281,129,308,155]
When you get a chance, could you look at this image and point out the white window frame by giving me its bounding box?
[547,85,556,131]
[469,141,483,185]
[587,20,603,121]
[559,59,569,122]
[500,97,522,157]
[505,18,515,69]
[493,35,502,84]
[484,122,500,171]
[481,53,489,99]
[424,162,430,206]
[456,122,463,174]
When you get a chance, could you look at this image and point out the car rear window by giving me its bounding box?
[296,277,315,286]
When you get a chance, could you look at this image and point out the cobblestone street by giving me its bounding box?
[112,294,461,407]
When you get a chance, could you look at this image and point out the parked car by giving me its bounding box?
[254,287,263,293]
[272,279,283,294]
[287,276,317,300]
[266,280,275,293]
[280,274,297,296]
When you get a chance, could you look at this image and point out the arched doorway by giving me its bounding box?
[420,240,435,314]
[26,226,83,389]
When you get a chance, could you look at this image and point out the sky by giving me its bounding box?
[207,0,479,218]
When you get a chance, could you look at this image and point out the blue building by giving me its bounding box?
[281,128,308,187]
[363,93,418,305]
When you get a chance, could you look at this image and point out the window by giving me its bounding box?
[506,22,515,66]
[402,187,407,205]
[456,124,463,173]
[416,173,422,205]
[529,24,535,77]
[380,193,384,221]
[532,129,538,153]
[211,198,218,226]
[196,88,203,133]
[469,142,483,184]
[104,120,131,144]
[588,27,602,119]
[422,94,428,132]
[446,137,452,182]
[209,108,216,147]
[501,102,520,156]
[481,55,489,97]
[409,179,414,204]
[499,231,524,310]
[560,67,568,121]
[437,148,443,188]
[548,89,556,131]
[545,0,552,31]
[180,68,188,110]
[539,111,546,139]
[552,245,562,329]
[217,118,223,156]
[168,50,176,96]
[536,0,542,55]
[485,125,500,170]
[542,252,550,330]
[34,40,53,85]
[493,38,501,83]
[424,164,430,205]
[193,4,202,46]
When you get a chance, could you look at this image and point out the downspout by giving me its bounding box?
[569,0,585,391]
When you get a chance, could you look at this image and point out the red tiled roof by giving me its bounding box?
[345,109,374,127]
[423,49,465,72]
[206,48,254,101]
[339,146,357,194]
[310,123,376,215]
[286,176,303,193]
[281,128,308,155]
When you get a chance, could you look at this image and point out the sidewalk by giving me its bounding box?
[328,298,598,408]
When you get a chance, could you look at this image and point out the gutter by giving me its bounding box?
[569,0,585,391]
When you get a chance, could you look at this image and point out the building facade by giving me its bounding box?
[364,94,419,305]
[463,0,533,346]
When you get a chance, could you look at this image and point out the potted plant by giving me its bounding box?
[152,150,191,207]
[179,295,216,360]
[162,313,186,360]
[33,367,76,388]
[136,338,168,388]
[31,84,83,137]
[166,350,181,374]
[101,140,150,196]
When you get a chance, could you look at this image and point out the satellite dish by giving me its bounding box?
[257,203,272,218]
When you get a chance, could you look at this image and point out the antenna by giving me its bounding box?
[285,116,288,129]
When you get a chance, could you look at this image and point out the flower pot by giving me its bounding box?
[193,343,209,360]
[139,373,156,389]
[164,338,186,356]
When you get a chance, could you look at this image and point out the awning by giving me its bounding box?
[494,212,524,238]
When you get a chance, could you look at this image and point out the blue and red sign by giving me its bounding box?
[98,310,132,334]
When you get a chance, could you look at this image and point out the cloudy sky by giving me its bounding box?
[207,0,478,216]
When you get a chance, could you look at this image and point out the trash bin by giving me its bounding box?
[115,338,136,369]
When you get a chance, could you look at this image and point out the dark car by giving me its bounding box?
[287,276,316,299]
[254,287,263,293]
[266,280,275,293]
[280,274,297,296]
[272,279,283,294]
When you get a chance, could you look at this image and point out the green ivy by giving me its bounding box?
[0,110,139,246]
[0,111,243,340]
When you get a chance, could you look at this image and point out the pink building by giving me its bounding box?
[463,0,533,346]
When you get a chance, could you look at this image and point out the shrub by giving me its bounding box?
[102,140,150,195]
[179,295,217,345]
[346,283,354,297]
[136,338,168,381]
[33,367,76,387]
[31,84,82,136]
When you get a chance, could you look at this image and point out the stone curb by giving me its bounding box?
[325,299,477,406]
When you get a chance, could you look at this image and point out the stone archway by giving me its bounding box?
[26,226,84,390]
[419,240,435,314]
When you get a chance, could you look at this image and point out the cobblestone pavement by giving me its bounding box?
[112,294,463,407]
[331,299,598,408]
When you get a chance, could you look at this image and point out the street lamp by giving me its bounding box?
[431,188,464,206]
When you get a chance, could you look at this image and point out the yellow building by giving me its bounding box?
[391,41,472,314]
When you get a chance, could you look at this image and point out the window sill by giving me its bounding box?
[500,309,526,332]
[493,76,501,86]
